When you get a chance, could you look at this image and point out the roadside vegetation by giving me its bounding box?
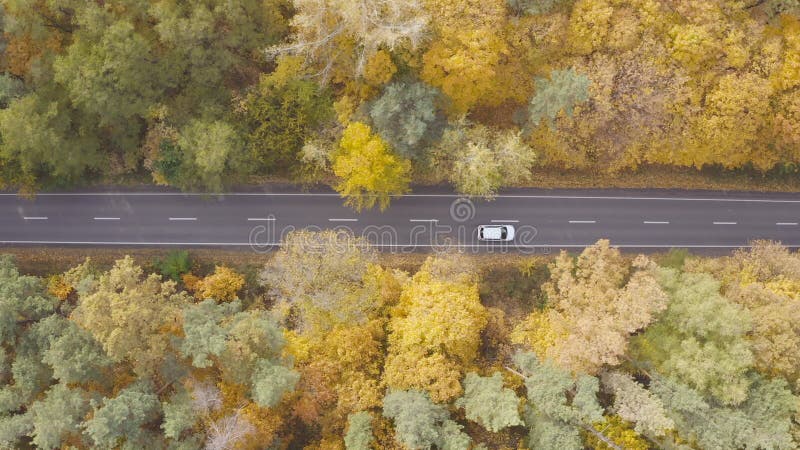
[1,234,800,449]
[1,1,800,206]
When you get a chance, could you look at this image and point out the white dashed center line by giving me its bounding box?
[328,218,358,222]
[569,220,596,224]
[491,219,519,223]
[410,219,438,222]
[777,222,798,226]
[247,217,276,221]
[643,221,670,224]
[713,221,737,225]
[23,216,48,220]
[94,217,120,221]
[169,217,197,221]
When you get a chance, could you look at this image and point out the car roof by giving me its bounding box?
[481,226,503,239]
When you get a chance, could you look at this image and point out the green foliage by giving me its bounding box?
[29,385,92,449]
[53,20,169,127]
[83,382,162,449]
[181,299,241,368]
[241,64,333,174]
[251,359,300,407]
[0,93,102,183]
[369,81,442,159]
[652,375,799,450]
[176,119,246,191]
[514,352,602,450]
[344,411,373,450]
[528,69,591,127]
[0,74,24,109]
[455,372,523,432]
[382,389,470,450]
[42,322,112,384]
[162,389,198,440]
[154,250,192,282]
[632,269,754,405]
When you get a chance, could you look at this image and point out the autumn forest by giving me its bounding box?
[0,1,799,203]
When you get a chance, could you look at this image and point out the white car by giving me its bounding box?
[477,225,515,241]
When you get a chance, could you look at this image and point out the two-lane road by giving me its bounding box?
[2,188,800,252]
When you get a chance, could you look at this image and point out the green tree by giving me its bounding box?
[369,81,442,159]
[29,384,93,449]
[241,58,333,174]
[631,269,754,405]
[181,299,299,408]
[176,119,246,191]
[528,68,591,127]
[455,372,523,432]
[513,352,604,450]
[161,389,198,440]
[382,389,469,450]
[53,20,169,127]
[41,322,112,385]
[154,250,192,282]
[345,411,373,450]
[652,375,798,449]
[333,121,411,211]
[0,92,101,183]
[433,120,536,196]
[83,381,162,449]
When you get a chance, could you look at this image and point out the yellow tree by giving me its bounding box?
[383,255,488,402]
[194,266,245,302]
[512,241,669,374]
[70,256,190,376]
[420,0,511,114]
[332,122,411,211]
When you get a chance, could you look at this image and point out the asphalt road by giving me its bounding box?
[2,187,800,253]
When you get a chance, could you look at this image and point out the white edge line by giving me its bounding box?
[776,222,798,226]
[93,217,120,220]
[22,216,48,220]
[0,241,798,248]
[6,192,800,203]
[569,220,596,224]
[328,218,358,222]
[169,217,197,221]
[491,220,520,223]
[713,221,737,225]
[643,221,670,224]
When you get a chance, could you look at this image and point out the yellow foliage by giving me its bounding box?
[383,351,464,403]
[333,95,357,125]
[363,50,397,87]
[195,266,245,302]
[584,416,649,450]
[238,403,283,450]
[568,0,614,55]
[510,309,563,358]
[773,16,800,91]
[333,122,411,211]
[669,24,720,70]
[47,274,73,301]
[284,330,314,364]
[181,273,201,292]
[421,0,510,114]
[389,269,487,363]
